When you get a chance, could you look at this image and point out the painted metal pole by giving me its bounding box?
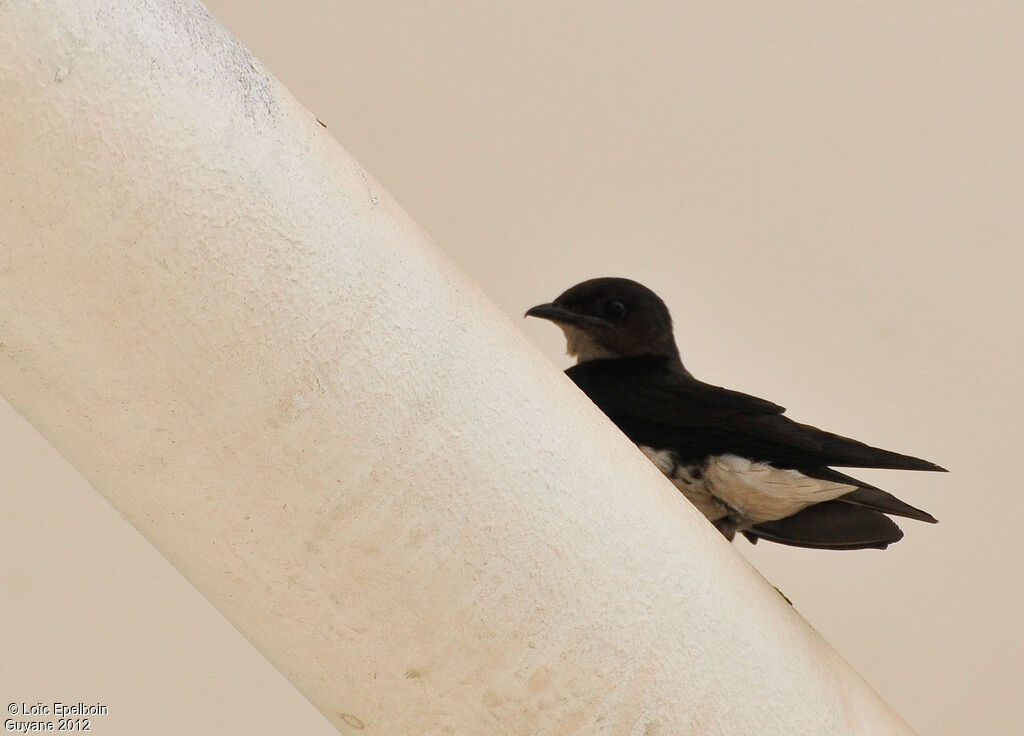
[0,1,914,733]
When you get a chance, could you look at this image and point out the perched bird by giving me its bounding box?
[526,277,944,549]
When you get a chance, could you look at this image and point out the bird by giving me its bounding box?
[526,277,944,550]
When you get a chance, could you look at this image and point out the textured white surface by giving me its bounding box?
[0,1,915,733]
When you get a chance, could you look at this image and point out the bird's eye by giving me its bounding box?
[603,300,628,321]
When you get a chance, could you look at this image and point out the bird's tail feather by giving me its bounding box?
[742,501,905,550]
[798,467,938,524]
[837,487,937,524]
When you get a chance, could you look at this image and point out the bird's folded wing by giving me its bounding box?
[566,356,784,422]
[566,357,945,472]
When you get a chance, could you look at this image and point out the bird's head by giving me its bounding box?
[526,277,679,363]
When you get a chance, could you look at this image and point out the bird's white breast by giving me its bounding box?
[637,447,856,526]
[704,454,855,524]
[638,446,730,521]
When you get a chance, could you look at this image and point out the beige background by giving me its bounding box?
[2,1,1021,734]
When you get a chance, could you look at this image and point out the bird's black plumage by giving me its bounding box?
[527,277,943,550]
[565,356,942,473]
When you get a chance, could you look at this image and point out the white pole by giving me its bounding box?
[0,1,914,733]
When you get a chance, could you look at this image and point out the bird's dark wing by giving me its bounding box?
[566,356,945,472]
[566,356,784,425]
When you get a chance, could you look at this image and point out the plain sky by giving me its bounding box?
[2,2,1022,735]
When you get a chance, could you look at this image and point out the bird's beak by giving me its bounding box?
[524,303,614,328]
